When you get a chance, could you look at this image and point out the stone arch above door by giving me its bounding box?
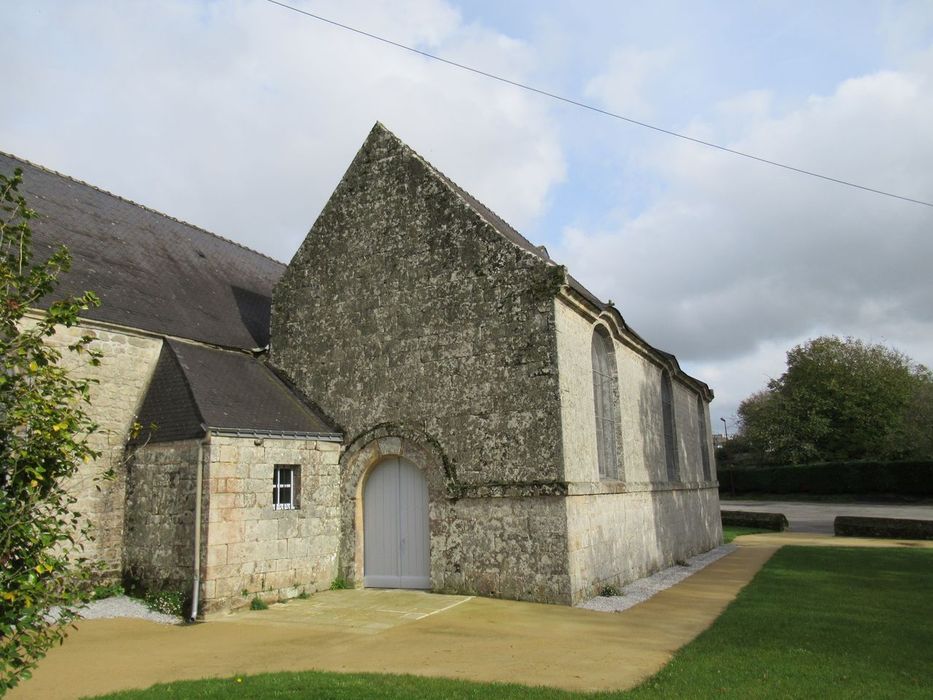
[338,424,452,587]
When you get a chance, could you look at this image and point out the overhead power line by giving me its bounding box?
[266,0,933,209]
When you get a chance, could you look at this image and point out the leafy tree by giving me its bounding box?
[738,336,933,464]
[0,168,102,691]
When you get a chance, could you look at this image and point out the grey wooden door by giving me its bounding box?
[363,457,430,589]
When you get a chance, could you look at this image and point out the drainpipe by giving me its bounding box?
[190,431,209,623]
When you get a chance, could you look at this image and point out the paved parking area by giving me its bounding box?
[722,499,933,533]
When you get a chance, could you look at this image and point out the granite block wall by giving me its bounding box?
[565,486,722,602]
[201,435,341,612]
[123,440,200,593]
[434,495,571,603]
[27,317,163,578]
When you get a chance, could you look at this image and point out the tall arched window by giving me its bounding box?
[696,395,711,481]
[592,327,621,480]
[661,372,679,481]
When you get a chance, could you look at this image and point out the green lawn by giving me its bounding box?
[721,525,770,542]
[90,547,932,700]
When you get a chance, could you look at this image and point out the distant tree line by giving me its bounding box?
[721,336,933,467]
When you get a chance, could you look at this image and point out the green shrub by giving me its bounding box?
[92,582,125,600]
[250,596,268,611]
[834,516,933,540]
[719,460,933,496]
[329,577,350,590]
[144,590,185,617]
[721,510,788,531]
[0,168,105,691]
[598,584,621,597]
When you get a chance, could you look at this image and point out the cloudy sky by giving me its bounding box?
[4,0,932,428]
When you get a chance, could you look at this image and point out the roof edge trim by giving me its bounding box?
[207,427,343,441]
[556,288,714,401]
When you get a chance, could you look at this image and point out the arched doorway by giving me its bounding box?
[363,457,430,589]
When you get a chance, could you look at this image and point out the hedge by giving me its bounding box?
[717,460,933,497]
[834,516,933,540]
[721,510,788,531]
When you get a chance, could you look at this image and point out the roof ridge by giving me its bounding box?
[0,149,285,267]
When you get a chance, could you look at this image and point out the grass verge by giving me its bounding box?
[721,525,769,542]
[89,547,932,699]
[626,546,931,698]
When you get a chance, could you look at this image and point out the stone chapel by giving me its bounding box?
[2,122,721,616]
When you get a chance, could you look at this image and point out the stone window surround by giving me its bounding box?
[591,324,623,482]
[557,292,714,487]
[696,395,712,482]
[557,290,712,403]
[661,371,679,482]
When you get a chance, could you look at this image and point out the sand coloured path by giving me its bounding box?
[11,535,929,699]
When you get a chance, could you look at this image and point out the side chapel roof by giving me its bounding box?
[132,339,340,444]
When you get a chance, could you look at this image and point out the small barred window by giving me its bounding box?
[273,465,299,510]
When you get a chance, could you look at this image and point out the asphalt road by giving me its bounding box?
[720,500,933,534]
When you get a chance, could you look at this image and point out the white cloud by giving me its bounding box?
[1,0,565,262]
[555,62,933,417]
[583,47,674,120]
[4,1,932,424]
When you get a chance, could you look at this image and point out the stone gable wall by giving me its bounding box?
[201,435,341,612]
[271,126,565,486]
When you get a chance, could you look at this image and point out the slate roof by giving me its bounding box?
[133,339,340,444]
[0,152,284,349]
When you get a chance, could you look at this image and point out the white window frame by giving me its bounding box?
[273,465,299,510]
